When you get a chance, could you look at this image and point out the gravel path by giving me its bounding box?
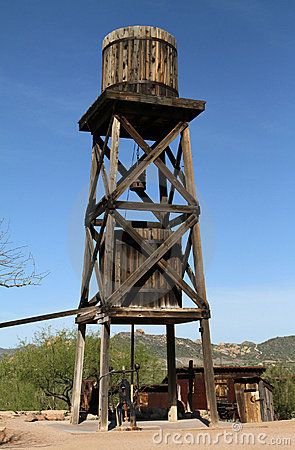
[1,416,294,449]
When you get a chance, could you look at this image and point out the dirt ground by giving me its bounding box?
[0,416,294,449]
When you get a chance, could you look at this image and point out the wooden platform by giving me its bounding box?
[75,307,210,325]
[78,90,206,140]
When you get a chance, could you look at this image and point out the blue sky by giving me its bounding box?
[0,0,294,347]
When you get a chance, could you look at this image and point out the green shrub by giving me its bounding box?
[265,365,295,420]
[0,327,163,411]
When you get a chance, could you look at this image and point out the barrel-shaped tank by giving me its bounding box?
[101,26,178,97]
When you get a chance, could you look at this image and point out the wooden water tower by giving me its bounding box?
[71,25,218,429]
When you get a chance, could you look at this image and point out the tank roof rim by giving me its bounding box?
[102,25,176,49]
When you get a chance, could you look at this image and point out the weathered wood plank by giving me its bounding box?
[76,308,209,324]
[98,116,120,433]
[79,89,206,133]
[115,201,199,214]
[106,214,198,307]
[114,118,186,200]
[86,226,105,300]
[0,306,99,329]
[101,26,178,97]
[117,115,198,207]
[181,126,218,426]
[200,319,219,427]
[72,129,109,424]
[109,307,209,320]
[95,219,162,229]
[168,213,188,228]
[158,151,168,224]
[71,324,86,425]
[166,145,186,186]
[181,128,208,308]
[113,211,204,307]
[95,136,164,223]
[103,117,120,299]
[87,118,113,210]
[98,321,110,431]
[166,144,185,215]
[167,324,177,422]
[90,119,188,220]
[79,217,107,305]
[182,230,192,277]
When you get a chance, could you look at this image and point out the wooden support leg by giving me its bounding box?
[181,127,208,307]
[166,324,177,422]
[97,117,119,431]
[187,359,194,413]
[181,127,218,425]
[130,324,135,401]
[200,318,219,427]
[71,324,86,424]
[98,321,110,431]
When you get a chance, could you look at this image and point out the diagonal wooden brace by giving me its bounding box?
[105,214,200,308]
[86,117,113,213]
[89,120,188,221]
[112,210,207,308]
[118,115,198,207]
[83,214,108,302]
[95,135,164,224]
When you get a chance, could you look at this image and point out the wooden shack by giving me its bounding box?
[138,365,274,423]
[234,376,274,423]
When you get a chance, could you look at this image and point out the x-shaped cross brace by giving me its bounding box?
[87,116,199,223]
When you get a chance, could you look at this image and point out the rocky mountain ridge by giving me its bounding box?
[113,331,295,367]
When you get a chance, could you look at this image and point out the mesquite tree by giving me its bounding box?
[0,218,46,288]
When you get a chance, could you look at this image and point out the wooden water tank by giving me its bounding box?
[101,26,178,97]
[111,228,182,308]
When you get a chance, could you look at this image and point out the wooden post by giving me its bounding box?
[200,319,218,425]
[98,116,120,431]
[71,136,102,425]
[181,128,207,305]
[130,324,135,401]
[166,324,177,422]
[98,321,110,431]
[188,359,194,413]
[181,127,218,427]
[70,324,86,424]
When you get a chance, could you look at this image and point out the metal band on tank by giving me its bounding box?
[102,36,177,53]
[104,80,179,96]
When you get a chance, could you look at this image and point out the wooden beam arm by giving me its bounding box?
[0,306,100,329]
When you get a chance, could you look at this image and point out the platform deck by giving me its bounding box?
[78,90,205,140]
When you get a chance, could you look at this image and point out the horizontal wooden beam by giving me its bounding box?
[109,307,210,324]
[115,201,199,214]
[76,306,210,325]
[0,306,99,329]
[94,219,163,229]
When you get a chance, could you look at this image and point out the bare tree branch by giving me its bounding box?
[0,218,48,288]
